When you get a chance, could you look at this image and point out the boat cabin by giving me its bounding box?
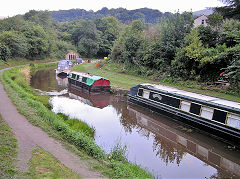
[56,60,72,76]
[128,84,240,144]
[68,71,110,92]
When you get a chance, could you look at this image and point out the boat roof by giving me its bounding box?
[70,71,109,81]
[141,83,240,111]
[70,71,92,77]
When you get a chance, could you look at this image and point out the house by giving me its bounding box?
[65,51,79,60]
[194,15,208,28]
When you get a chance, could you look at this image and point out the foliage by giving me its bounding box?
[65,119,95,138]
[206,13,223,29]
[225,58,240,93]
[109,161,153,178]
[20,23,50,59]
[171,28,204,80]
[51,7,170,24]
[109,142,128,162]
[214,0,240,20]
[72,20,99,57]
[197,25,219,48]
[220,19,240,47]
[0,43,10,61]
[0,31,28,58]
[95,17,120,57]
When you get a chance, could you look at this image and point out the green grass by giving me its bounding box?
[0,115,18,178]
[72,63,240,102]
[72,63,155,90]
[24,148,81,179]
[65,119,95,138]
[57,113,95,138]
[0,58,59,70]
[0,65,154,178]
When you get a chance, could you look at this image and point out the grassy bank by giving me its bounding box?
[1,65,153,178]
[72,63,240,102]
[0,115,18,178]
[0,58,59,70]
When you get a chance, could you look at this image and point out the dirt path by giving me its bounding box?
[0,70,102,178]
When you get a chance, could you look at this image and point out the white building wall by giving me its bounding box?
[194,15,208,28]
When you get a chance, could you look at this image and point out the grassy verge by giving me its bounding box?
[1,65,153,178]
[0,115,18,178]
[0,58,59,70]
[72,63,240,102]
[24,148,81,179]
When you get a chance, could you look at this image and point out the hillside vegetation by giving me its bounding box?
[0,4,240,94]
[52,7,172,23]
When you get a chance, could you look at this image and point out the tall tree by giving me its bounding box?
[72,20,99,57]
[0,44,10,61]
[215,0,240,20]
[0,31,28,58]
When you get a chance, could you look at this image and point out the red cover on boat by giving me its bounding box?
[92,79,110,86]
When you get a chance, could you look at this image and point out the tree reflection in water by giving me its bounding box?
[110,96,185,166]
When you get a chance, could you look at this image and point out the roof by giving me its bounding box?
[141,84,240,112]
[70,71,109,86]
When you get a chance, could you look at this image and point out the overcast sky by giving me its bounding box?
[1,0,224,17]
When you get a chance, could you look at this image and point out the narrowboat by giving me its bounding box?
[68,71,110,92]
[56,60,72,76]
[128,84,240,144]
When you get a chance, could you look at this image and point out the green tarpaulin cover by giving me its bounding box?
[85,76,107,86]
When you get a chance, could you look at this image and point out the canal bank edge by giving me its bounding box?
[0,65,154,178]
[0,67,103,178]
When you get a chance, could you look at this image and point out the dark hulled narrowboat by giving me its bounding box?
[128,84,240,144]
[68,71,110,92]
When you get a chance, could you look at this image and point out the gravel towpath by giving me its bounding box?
[0,70,102,178]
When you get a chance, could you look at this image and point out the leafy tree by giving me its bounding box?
[95,17,120,57]
[225,51,240,92]
[171,29,204,80]
[215,0,240,20]
[72,20,99,57]
[0,44,10,61]
[19,23,50,59]
[197,25,219,48]
[111,20,145,65]
[0,16,25,32]
[220,19,240,47]
[206,13,223,29]
[24,10,53,28]
[0,31,28,58]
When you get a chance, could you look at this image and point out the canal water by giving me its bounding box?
[31,68,240,179]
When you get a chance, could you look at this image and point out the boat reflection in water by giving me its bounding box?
[68,86,110,108]
[127,104,240,178]
[56,75,68,87]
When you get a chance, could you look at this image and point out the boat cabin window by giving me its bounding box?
[200,106,214,120]
[72,73,76,79]
[142,90,150,99]
[227,113,240,129]
[180,100,191,112]
[76,75,79,80]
